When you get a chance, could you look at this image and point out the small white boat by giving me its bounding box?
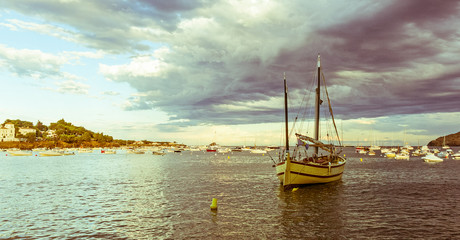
[127,149,145,154]
[78,148,93,153]
[39,151,65,157]
[380,148,390,154]
[369,145,381,151]
[395,153,409,160]
[7,150,33,156]
[152,151,166,155]
[101,149,116,154]
[437,151,449,159]
[251,148,267,154]
[422,154,444,163]
[441,136,449,149]
[217,148,231,153]
[403,144,414,151]
[452,152,460,160]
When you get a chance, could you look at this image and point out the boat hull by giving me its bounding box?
[395,154,409,160]
[78,149,93,153]
[7,151,33,156]
[422,154,444,163]
[276,159,346,185]
[39,151,65,157]
[423,159,443,163]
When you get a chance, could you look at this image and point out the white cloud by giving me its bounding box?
[0,44,66,78]
[99,49,171,80]
[101,91,120,96]
[55,80,89,95]
[5,19,79,43]
[63,50,105,59]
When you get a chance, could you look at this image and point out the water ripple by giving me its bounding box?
[1,149,459,239]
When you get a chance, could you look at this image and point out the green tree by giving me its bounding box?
[36,120,48,131]
[25,132,36,143]
[81,132,92,141]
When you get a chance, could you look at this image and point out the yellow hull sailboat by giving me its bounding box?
[275,55,346,187]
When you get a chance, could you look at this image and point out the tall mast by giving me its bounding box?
[314,54,321,156]
[284,73,289,152]
[283,72,291,187]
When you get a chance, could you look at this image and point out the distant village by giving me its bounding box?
[0,119,185,149]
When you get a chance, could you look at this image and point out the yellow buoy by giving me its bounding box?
[344,154,346,157]
[292,187,299,192]
[210,198,218,210]
[360,158,363,162]
[228,156,230,159]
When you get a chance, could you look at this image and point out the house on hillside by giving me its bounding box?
[19,127,37,136]
[45,130,57,139]
[0,123,18,142]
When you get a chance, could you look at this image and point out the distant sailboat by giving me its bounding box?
[442,136,450,149]
[206,142,219,152]
[274,55,346,188]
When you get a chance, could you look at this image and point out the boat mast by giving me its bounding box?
[283,72,291,187]
[314,54,321,156]
[284,73,289,153]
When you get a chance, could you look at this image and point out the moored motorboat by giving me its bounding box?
[385,151,396,158]
[452,151,460,160]
[437,151,449,159]
[78,148,93,153]
[127,149,145,154]
[395,153,410,160]
[152,150,166,155]
[101,149,116,154]
[422,154,444,163]
[251,148,267,154]
[206,142,219,152]
[39,151,66,157]
[7,150,33,156]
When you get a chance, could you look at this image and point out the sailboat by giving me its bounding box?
[442,136,450,149]
[275,55,346,187]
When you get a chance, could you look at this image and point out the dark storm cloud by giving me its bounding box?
[137,0,205,12]
[2,0,460,129]
[296,0,460,120]
[114,0,460,128]
[315,0,460,71]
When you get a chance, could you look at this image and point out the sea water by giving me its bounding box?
[1,148,459,239]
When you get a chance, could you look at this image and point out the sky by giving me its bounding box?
[0,0,459,146]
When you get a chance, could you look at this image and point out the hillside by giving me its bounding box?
[1,118,181,150]
[427,131,460,146]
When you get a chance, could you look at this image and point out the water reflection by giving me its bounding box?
[277,181,346,239]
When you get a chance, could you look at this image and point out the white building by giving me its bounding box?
[19,127,37,136]
[46,129,57,138]
[0,123,18,142]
